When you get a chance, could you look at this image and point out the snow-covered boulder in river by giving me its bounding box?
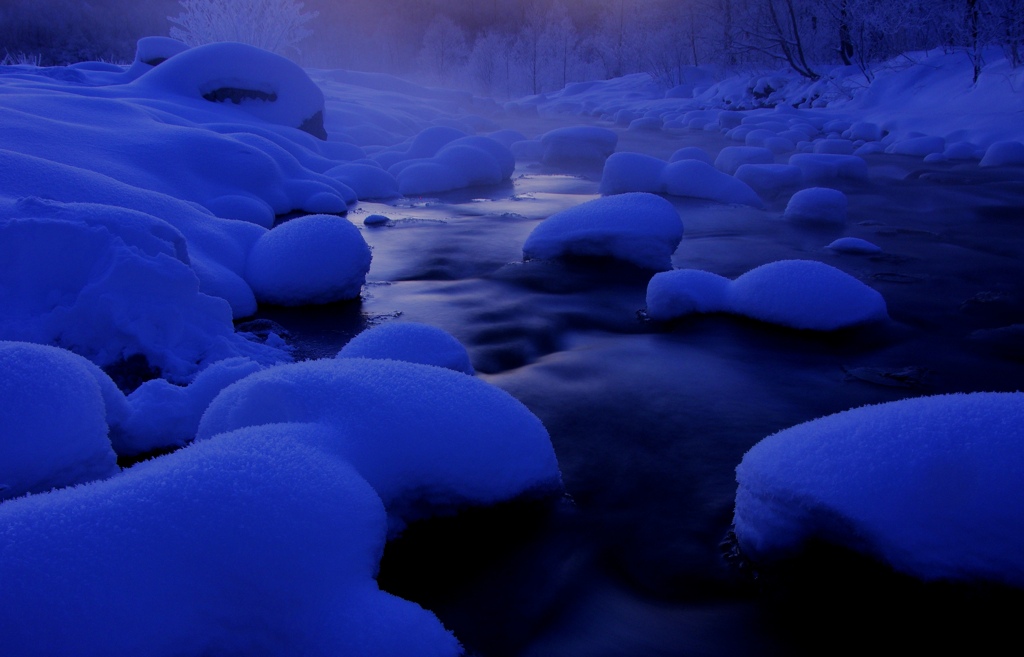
[646,260,888,330]
[523,192,683,270]
[733,392,1024,588]
[337,322,475,375]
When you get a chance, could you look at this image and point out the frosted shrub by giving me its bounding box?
[168,0,318,56]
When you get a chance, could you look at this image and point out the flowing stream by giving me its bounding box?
[252,117,1024,656]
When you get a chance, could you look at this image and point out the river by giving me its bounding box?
[252,116,1024,656]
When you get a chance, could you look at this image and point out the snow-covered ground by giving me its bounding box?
[2,37,1024,655]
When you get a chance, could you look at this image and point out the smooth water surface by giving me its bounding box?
[256,117,1024,655]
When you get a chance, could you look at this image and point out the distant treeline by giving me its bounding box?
[3,0,1022,91]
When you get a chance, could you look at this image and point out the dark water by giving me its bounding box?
[254,118,1024,655]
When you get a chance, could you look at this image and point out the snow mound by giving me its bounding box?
[979,141,1024,167]
[827,237,882,255]
[132,41,328,139]
[197,358,561,523]
[734,164,802,196]
[662,160,763,207]
[886,135,945,158]
[130,36,188,72]
[644,269,731,320]
[0,424,461,656]
[246,214,372,306]
[0,342,120,502]
[734,392,1024,588]
[326,163,400,200]
[522,192,683,270]
[784,187,848,224]
[391,136,515,196]
[600,153,762,207]
[599,152,668,195]
[337,322,475,375]
[539,125,618,167]
[813,138,855,155]
[714,146,774,175]
[646,260,888,330]
[788,153,869,183]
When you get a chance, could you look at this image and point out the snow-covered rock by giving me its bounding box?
[390,135,515,196]
[734,392,1024,587]
[539,126,618,167]
[245,214,372,306]
[979,141,1024,167]
[734,164,802,196]
[0,423,462,657]
[523,192,683,270]
[714,146,774,175]
[827,237,882,255]
[600,153,762,207]
[337,322,475,375]
[788,153,869,183]
[646,260,888,330]
[197,358,562,523]
[784,187,848,224]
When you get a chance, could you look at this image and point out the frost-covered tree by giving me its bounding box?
[468,30,512,96]
[992,0,1024,66]
[168,0,318,56]
[419,14,469,81]
[541,2,581,90]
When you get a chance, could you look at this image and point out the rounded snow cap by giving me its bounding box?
[337,322,475,375]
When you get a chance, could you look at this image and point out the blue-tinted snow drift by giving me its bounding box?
[734,392,1024,587]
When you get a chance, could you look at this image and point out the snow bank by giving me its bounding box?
[0,39,522,380]
[337,322,474,375]
[246,214,371,306]
[197,358,561,523]
[0,342,120,502]
[0,424,461,656]
[734,392,1024,588]
[600,153,762,207]
[512,50,1024,164]
[0,196,284,380]
[523,192,683,270]
[646,260,888,330]
[784,187,848,224]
